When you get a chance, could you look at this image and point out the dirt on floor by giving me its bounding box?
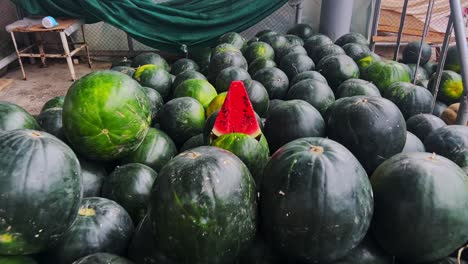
[0,60,111,115]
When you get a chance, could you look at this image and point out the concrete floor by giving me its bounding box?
[0,60,111,115]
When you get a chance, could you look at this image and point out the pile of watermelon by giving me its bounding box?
[0,23,468,264]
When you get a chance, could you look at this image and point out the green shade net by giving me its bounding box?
[10,0,288,54]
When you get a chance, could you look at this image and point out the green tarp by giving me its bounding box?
[11,0,288,53]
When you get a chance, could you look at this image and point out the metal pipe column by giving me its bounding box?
[370,0,382,51]
[412,0,435,84]
[393,0,409,61]
[319,0,355,41]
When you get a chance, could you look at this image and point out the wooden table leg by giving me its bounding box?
[10,32,26,80]
[35,32,47,67]
[60,31,76,81]
[81,25,92,68]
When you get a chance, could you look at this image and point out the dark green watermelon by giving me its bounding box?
[445,45,461,73]
[371,152,468,263]
[208,51,248,83]
[72,253,134,264]
[215,66,251,93]
[80,158,107,198]
[244,79,270,117]
[383,82,434,120]
[170,58,200,75]
[264,99,326,153]
[111,57,132,68]
[327,96,407,173]
[62,71,151,161]
[275,45,307,61]
[248,58,277,76]
[287,24,314,40]
[406,63,429,82]
[335,78,381,99]
[246,37,260,47]
[279,52,315,79]
[406,113,446,142]
[132,52,169,71]
[212,43,241,58]
[284,34,305,46]
[428,70,464,105]
[343,43,371,61]
[141,87,163,123]
[255,29,275,38]
[261,137,373,263]
[0,130,81,255]
[335,32,369,47]
[133,65,172,100]
[361,60,411,93]
[41,96,65,112]
[258,34,288,52]
[121,128,177,172]
[311,44,346,64]
[0,256,38,264]
[424,125,468,168]
[424,61,438,76]
[316,54,360,90]
[304,34,334,57]
[110,66,135,77]
[188,46,212,75]
[290,70,328,86]
[45,197,134,264]
[217,32,246,50]
[402,131,425,153]
[402,41,432,65]
[36,107,65,140]
[252,67,289,99]
[243,42,275,63]
[416,79,429,88]
[171,70,207,91]
[148,146,257,264]
[179,133,205,152]
[102,163,157,223]
[159,97,205,146]
[331,235,393,264]
[0,101,40,132]
[285,79,335,115]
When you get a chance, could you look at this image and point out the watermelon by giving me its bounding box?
[424,61,438,76]
[80,158,107,198]
[0,130,81,255]
[243,42,275,63]
[159,97,205,146]
[383,82,433,120]
[279,52,315,79]
[335,32,369,47]
[406,63,429,82]
[371,152,468,263]
[171,70,207,90]
[255,29,275,38]
[317,54,360,90]
[342,43,371,60]
[287,23,314,40]
[327,96,407,173]
[264,99,326,153]
[267,99,284,116]
[148,146,257,264]
[246,37,259,47]
[0,256,38,264]
[416,79,429,88]
[215,66,251,93]
[173,79,218,108]
[355,52,381,73]
[284,34,305,46]
[141,87,163,123]
[110,66,135,77]
[170,58,199,75]
[132,52,169,71]
[188,46,211,75]
[45,197,134,264]
[248,58,277,76]
[424,125,468,169]
[133,64,172,100]
[258,34,288,52]
[208,51,248,83]
[252,67,289,99]
[260,137,373,263]
[128,214,176,264]
[275,45,307,61]
[290,70,328,86]
[434,101,448,117]
[402,41,432,65]
[402,131,425,153]
[206,92,227,117]
[406,113,446,142]
[285,79,335,115]
[244,79,270,117]
[311,44,346,64]
[41,96,65,112]
[72,253,134,264]
[111,57,132,68]
[102,163,157,223]
[335,78,381,99]
[212,43,241,57]
[63,71,151,161]
[428,70,464,105]
[361,60,411,93]
[236,236,282,264]
[36,107,65,140]
[304,34,334,57]
[331,236,393,264]
[179,133,204,152]
[0,101,40,132]
[445,45,461,73]
[217,32,246,50]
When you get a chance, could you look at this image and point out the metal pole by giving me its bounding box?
[393,0,409,61]
[431,16,453,113]
[450,0,468,125]
[295,2,304,25]
[412,0,435,84]
[319,0,355,41]
[370,0,382,51]
[126,33,134,58]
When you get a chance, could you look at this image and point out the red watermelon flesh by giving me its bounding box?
[212,81,261,138]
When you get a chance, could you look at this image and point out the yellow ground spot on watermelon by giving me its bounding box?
[444,80,463,99]
[133,64,157,81]
[78,207,96,216]
[0,233,13,243]
[256,46,266,56]
[447,64,461,73]
[30,131,42,137]
[309,145,324,154]
[357,56,373,68]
